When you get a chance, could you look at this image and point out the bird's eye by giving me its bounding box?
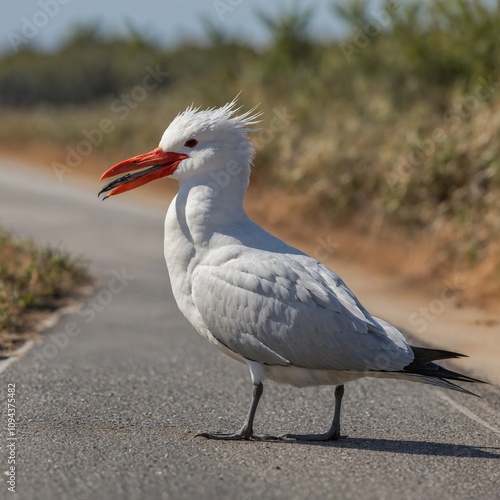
[184,138,198,148]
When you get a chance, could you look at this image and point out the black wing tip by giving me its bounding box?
[409,345,468,362]
[442,379,483,397]
[404,345,488,386]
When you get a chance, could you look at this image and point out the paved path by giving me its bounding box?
[0,160,499,500]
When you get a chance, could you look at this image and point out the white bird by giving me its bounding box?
[99,100,484,441]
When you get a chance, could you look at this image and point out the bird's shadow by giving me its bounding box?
[280,435,500,459]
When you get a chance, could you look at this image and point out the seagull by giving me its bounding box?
[99,99,484,441]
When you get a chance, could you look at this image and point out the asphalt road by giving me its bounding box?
[0,160,499,500]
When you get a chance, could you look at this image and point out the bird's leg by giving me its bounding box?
[284,384,345,441]
[197,382,279,441]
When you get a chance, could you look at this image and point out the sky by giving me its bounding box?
[2,0,352,54]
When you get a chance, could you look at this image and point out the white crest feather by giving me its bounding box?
[171,96,262,137]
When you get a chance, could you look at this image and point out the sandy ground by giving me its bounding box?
[3,151,499,385]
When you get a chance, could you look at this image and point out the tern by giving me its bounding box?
[99,100,484,441]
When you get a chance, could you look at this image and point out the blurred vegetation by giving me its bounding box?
[0,26,172,106]
[0,227,90,352]
[1,0,500,296]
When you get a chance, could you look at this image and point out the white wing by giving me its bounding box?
[191,251,413,372]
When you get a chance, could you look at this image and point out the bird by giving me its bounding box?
[99,99,485,441]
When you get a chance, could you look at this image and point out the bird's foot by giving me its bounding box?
[196,430,281,441]
[283,429,341,442]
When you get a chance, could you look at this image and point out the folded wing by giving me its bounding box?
[192,252,414,371]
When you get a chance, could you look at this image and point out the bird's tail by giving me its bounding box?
[399,346,487,396]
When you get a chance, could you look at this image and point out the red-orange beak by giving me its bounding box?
[98,147,188,199]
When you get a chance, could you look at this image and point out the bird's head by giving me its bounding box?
[98,99,260,199]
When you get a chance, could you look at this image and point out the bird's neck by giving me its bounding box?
[175,170,250,240]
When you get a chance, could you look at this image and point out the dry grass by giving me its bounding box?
[0,227,90,354]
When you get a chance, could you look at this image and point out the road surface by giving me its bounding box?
[0,159,499,500]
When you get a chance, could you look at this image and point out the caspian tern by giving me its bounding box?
[99,100,484,441]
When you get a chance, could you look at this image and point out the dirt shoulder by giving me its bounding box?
[2,148,499,385]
